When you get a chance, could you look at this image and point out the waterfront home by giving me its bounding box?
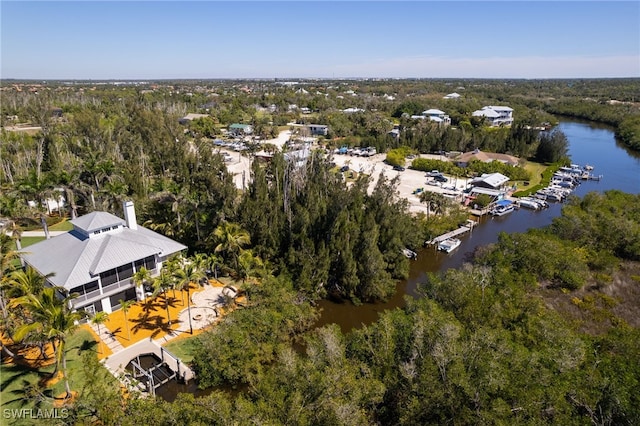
[20,201,187,315]
[472,106,514,127]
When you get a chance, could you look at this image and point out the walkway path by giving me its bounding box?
[89,322,124,353]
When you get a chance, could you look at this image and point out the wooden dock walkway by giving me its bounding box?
[425,219,477,246]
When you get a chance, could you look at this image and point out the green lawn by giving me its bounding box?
[0,329,116,417]
[163,335,200,365]
[18,236,46,248]
[48,220,73,232]
[511,160,547,191]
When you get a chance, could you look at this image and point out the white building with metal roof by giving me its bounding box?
[21,201,187,315]
[472,106,514,127]
[470,172,510,190]
[421,108,451,125]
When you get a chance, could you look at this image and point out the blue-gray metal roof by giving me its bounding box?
[70,211,125,233]
[22,219,187,290]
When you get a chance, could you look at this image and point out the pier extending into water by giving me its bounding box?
[425,219,477,246]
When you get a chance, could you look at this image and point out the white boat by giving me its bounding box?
[490,204,515,216]
[523,197,548,209]
[402,248,417,259]
[517,198,540,210]
[438,238,461,253]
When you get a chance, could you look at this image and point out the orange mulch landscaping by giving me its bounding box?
[53,390,78,408]
[39,370,63,387]
[104,282,208,347]
[1,331,56,368]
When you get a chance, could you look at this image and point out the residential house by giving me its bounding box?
[342,107,364,113]
[443,92,461,99]
[472,106,514,127]
[422,109,451,125]
[410,109,451,125]
[20,201,187,315]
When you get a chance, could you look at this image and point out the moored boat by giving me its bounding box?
[438,238,461,253]
[517,198,541,210]
[402,248,417,260]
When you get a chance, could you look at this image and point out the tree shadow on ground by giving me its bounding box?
[130,296,183,339]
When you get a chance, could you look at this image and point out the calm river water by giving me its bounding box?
[315,119,640,333]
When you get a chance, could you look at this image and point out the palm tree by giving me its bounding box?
[11,288,85,398]
[0,233,23,320]
[212,221,250,275]
[419,191,449,219]
[152,270,175,327]
[235,249,264,286]
[119,299,135,341]
[132,267,151,299]
[91,311,109,355]
[5,266,50,299]
[174,262,205,334]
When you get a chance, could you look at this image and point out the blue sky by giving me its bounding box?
[1,1,639,79]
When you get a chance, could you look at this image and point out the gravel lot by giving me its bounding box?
[216,131,471,215]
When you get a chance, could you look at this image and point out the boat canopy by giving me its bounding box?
[495,199,513,207]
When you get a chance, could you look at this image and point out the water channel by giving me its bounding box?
[315,118,640,333]
[157,119,640,400]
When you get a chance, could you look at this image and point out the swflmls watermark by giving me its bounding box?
[3,408,69,419]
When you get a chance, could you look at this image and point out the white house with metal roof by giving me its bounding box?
[422,109,451,125]
[472,106,514,127]
[21,201,187,315]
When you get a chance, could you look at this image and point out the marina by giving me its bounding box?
[316,119,639,334]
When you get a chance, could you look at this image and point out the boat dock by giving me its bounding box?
[425,219,477,246]
[103,338,194,397]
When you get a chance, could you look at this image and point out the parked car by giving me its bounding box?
[340,165,349,172]
[393,165,405,172]
[434,174,448,182]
